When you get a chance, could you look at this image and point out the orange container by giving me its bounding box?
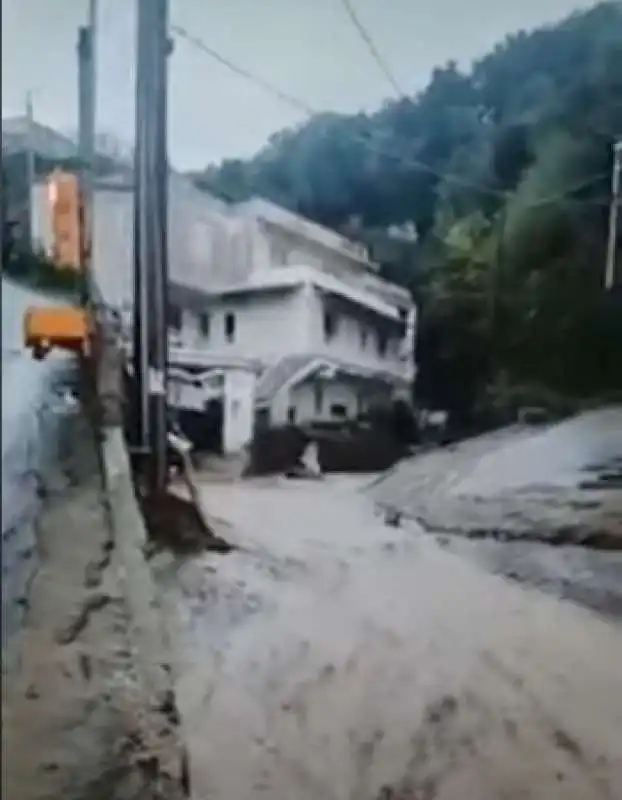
[24,306,91,357]
[48,171,83,271]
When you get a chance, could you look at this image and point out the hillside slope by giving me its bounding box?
[195,2,622,420]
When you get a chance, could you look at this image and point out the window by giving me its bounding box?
[224,312,236,342]
[313,382,324,415]
[168,303,182,332]
[330,403,347,419]
[287,406,297,424]
[323,310,337,341]
[197,311,210,338]
[376,331,388,357]
[255,407,271,430]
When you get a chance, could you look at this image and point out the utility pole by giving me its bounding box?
[77,1,97,235]
[76,3,97,305]
[133,0,171,491]
[604,140,621,290]
[24,90,35,250]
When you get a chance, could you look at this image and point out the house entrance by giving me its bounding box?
[177,398,224,454]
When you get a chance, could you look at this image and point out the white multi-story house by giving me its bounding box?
[19,116,415,454]
[166,198,416,438]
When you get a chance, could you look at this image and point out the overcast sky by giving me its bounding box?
[3,0,587,170]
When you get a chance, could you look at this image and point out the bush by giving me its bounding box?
[2,245,81,298]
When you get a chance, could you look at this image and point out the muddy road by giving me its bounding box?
[157,477,622,800]
[370,410,622,618]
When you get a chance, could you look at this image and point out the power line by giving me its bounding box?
[171,24,315,115]
[338,0,402,97]
[171,23,610,210]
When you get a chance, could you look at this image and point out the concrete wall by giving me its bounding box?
[283,377,393,425]
[237,197,371,268]
[239,199,413,312]
[306,288,412,381]
[175,288,310,363]
[176,281,413,381]
[223,369,256,453]
[30,177,255,310]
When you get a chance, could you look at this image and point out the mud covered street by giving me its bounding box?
[370,408,622,618]
[157,476,622,800]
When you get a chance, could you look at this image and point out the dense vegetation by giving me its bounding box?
[195,2,622,424]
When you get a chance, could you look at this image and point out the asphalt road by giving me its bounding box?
[1,278,75,656]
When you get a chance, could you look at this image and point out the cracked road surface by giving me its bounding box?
[158,476,622,800]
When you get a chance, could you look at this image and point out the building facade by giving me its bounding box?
[167,199,416,439]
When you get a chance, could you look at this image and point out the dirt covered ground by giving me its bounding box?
[370,408,622,618]
[156,475,622,800]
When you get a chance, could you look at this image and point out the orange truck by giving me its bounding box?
[24,305,91,360]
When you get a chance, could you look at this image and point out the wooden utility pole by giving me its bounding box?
[132,0,171,492]
[77,11,96,306]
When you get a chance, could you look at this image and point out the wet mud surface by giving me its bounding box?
[370,412,622,620]
[155,476,622,799]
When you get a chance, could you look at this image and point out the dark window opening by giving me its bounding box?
[224,312,236,342]
[323,310,337,340]
[330,403,347,419]
[198,311,210,338]
[287,406,297,424]
[168,303,182,332]
[377,331,388,356]
[255,407,271,430]
[360,326,368,348]
[313,382,324,415]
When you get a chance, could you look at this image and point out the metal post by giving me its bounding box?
[79,1,97,232]
[24,91,35,250]
[604,140,621,290]
[77,25,93,305]
[133,0,170,491]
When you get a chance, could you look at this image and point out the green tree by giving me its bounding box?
[196,1,622,419]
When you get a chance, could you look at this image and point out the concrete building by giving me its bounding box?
[166,199,416,440]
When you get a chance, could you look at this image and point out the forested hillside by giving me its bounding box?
[201,4,622,422]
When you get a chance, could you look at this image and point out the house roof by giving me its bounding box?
[255,353,410,404]
[236,197,376,269]
[1,117,229,212]
[255,354,317,404]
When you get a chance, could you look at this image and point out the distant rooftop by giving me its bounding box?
[2,116,79,160]
[1,116,229,212]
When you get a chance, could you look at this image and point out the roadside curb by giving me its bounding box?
[101,426,189,796]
